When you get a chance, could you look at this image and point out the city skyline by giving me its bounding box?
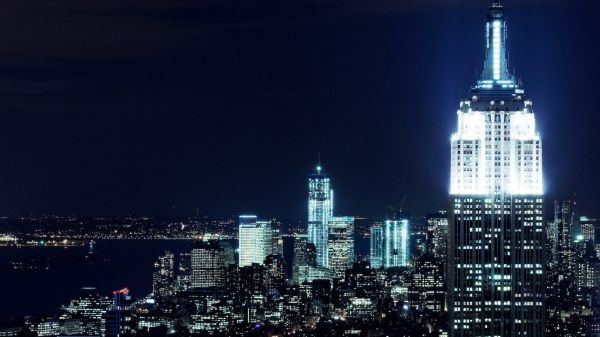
[1,2,600,336]
[0,0,597,219]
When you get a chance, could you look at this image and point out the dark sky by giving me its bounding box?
[0,0,598,219]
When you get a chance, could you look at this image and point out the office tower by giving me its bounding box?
[104,288,133,337]
[574,254,600,302]
[308,164,333,267]
[238,215,273,267]
[219,241,236,266]
[344,261,379,299]
[427,211,448,261]
[448,2,545,336]
[152,251,175,302]
[414,222,430,257]
[65,287,113,321]
[177,253,192,292]
[580,216,595,242]
[328,216,355,278]
[407,254,445,313]
[271,225,284,257]
[238,264,267,323]
[383,219,410,268]
[370,223,384,268]
[552,201,578,278]
[293,234,317,284]
[369,220,410,269]
[264,254,286,299]
[191,240,225,289]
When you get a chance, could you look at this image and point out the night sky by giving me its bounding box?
[0,0,598,219]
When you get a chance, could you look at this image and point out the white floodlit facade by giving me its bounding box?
[450,100,542,196]
[238,215,273,267]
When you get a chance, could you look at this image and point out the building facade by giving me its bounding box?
[383,219,410,268]
[191,240,226,289]
[152,251,175,302]
[448,2,545,337]
[370,223,384,269]
[307,165,333,267]
[369,220,409,269]
[328,216,355,278]
[238,215,273,267]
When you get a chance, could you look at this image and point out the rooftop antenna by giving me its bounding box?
[316,152,322,174]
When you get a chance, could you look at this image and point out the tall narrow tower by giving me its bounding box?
[308,164,333,267]
[448,2,545,337]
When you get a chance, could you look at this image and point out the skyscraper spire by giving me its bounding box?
[479,0,512,84]
[316,152,322,174]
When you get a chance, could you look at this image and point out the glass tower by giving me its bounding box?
[370,224,384,269]
[382,219,410,268]
[238,215,273,267]
[448,2,545,337]
[308,164,333,267]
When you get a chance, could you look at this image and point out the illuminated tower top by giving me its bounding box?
[450,1,542,196]
[471,1,522,98]
[481,2,511,82]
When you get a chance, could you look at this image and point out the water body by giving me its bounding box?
[0,237,369,322]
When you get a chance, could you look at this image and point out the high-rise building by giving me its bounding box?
[152,251,175,302]
[369,220,409,269]
[177,253,192,292]
[407,254,445,313]
[103,288,134,337]
[238,215,273,267]
[427,211,448,261]
[65,287,112,322]
[271,225,284,257]
[308,164,333,267]
[328,216,355,278]
[580,216,595,242]
[219,241,236,267]
[448,2,545,336]
[370,224,384,269]
[383,219,410,268]
[293,233,317,284]
[575,255,600,301]
[264,254,286,299]
[191,240,225,289]
[551,201,578,271]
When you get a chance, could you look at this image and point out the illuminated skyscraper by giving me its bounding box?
[308,164,333,267]
[427,211,448,261]
[448,2,545,337]
[580,216,595,242]
[293,233,317,284]
[382,219,409,268]
[370,223,384,269]
[328,216,355,278]
[191,240,225,289]
[152,251,175,302]
[238,215,273,267]
[369,220,409,269]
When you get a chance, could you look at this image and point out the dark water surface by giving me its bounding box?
[0,240,193,321]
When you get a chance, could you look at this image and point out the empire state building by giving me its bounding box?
[448,2,545,337]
